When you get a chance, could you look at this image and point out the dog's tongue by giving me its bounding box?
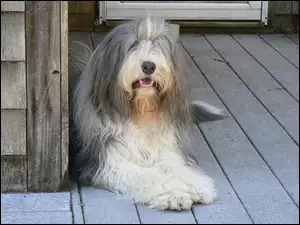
[139,78,153,88]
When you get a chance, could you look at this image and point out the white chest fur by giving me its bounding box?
[114,121,179,166]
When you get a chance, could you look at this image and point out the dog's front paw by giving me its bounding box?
[148,190,193,211]
[190,186,217,204]
[188,175,217,204]
[145,179,193,211]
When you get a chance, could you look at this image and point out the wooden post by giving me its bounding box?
[26,1,69,192]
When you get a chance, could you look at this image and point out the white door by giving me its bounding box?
[101,1,268,24]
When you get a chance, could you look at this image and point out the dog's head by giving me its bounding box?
[120,17,179,99]
[84,16,190,124]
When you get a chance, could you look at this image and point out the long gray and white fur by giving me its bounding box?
[70,16,226,211]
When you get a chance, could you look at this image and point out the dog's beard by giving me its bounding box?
[130,71,173,127]
[128,71,173,127]
[133,92,158,112]
[132,92,159,127]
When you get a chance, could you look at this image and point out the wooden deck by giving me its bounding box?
[69,32,299,224]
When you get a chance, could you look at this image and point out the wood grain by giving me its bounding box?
[26,1,62,192]
[1,110,26,155]
[1,156,27,192]
[1,13,25,61]
[1,62,26,109]
[1,1,25,12]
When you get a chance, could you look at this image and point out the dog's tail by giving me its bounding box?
[191,100,227,123]
[69,41,93,75]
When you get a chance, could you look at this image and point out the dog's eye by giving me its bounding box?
[129,41,138,51]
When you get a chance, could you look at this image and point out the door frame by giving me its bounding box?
[99,1,269,25]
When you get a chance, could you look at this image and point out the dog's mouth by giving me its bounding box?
[132,78,158,90]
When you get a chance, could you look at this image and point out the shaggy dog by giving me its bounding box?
[70,16,225,211]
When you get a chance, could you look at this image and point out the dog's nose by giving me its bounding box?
[141,61,156,75]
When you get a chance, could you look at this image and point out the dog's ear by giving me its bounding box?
[87,30,128,112]
[190,100,228,123]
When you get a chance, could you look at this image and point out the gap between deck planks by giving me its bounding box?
[69,32,299,224]
[259,34,299,69]
[286,34,299,45]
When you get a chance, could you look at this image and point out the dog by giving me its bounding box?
[70,16,226,211]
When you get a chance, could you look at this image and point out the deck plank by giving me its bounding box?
[1,192,71,212]
[181,34,299,224]
[204,34,299,145]
[1,212,72,224]
[80,187,140,224]
[260,34,299,68]
[136,205,197,224]
[232,35,299,102]
[287,34,299,45]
